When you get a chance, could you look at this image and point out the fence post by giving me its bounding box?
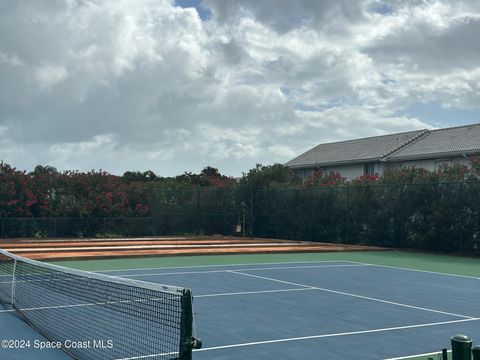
[196,187,200,236]
[345,186,350,244]
[309,188,313,242]
[400,184,404,249]
[54,218,57,238]
[241,200,246,237]
[153,189,159,236]
[459,182,464,254]
[1,218,4,238]
[249,187,254,237]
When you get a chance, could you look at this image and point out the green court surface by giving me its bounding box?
[51,250,480,360]
[53,250,480,278]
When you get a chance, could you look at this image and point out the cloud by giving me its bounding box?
[34,65,69,90]
[363,2,480,72]
[0,51,23,66]
[0,0,479,176]
[274,107,430,155]
[203,0,369,33]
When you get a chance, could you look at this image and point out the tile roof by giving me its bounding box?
[285,130,427,168]
[286,123,480,168]
[387,124,480,160]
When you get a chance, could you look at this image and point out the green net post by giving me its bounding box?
[443,348,449,360]
[179,289,202,360]
[451,334,472,360]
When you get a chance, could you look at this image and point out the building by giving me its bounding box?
[285,123,480,180]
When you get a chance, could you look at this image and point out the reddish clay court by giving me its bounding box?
[0,237,384,260]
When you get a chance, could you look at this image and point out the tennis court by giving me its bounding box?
[1,251,480,359]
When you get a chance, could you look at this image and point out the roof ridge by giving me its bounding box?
[430,122,480,133]
[295,129,427,157]
[380,129,431,160]
[290,124,480,162]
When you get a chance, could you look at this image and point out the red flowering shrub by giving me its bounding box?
[303,170,347,188]
[380,167,435,184]
[0,162,37,217]
[351,173,380,185]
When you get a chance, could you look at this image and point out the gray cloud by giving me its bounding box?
[364,9,480,72]
[0,0,479,176]
[204,0,370,33]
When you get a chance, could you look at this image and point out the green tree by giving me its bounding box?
[239,163,300,190]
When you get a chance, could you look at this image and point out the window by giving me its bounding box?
[364,163,375,176]
[295,169,312,181]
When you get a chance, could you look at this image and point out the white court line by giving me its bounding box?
[384,349,451,360]
[0,288,315,314]
[0,264,359,284]
[95,260,363,273]
[228,270,476,320]
[0,308,15,313]
[0,288,318,314]
[194,318,479,352]
[116,317,479,359]
[364,262,480,280]
[122,263,370,277]
[196,287,316,298]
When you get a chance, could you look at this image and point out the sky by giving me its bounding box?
[1,0,480,177]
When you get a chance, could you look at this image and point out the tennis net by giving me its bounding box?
[0,249,201,360]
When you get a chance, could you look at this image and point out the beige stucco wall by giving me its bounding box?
[386,156,470,172]
[327,164,365,180]
[292,156,471,182]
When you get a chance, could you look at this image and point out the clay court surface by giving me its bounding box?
[0,237,382,260]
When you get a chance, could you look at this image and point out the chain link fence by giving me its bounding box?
[2,182,480,256]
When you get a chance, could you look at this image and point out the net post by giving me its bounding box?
[472,345,480,360]
[451,334,472,360]
[179,289,201,360]
[442,348,448,360]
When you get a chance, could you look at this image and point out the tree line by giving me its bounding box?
[1,158,480,255]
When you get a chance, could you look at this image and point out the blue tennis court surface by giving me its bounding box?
[0,302,72,360]
[2,259,479,359]
[102,260,480,360]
